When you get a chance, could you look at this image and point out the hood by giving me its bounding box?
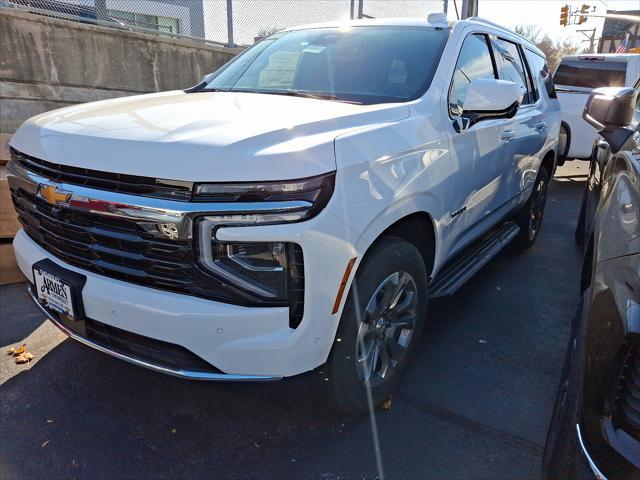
[10,90,409,182]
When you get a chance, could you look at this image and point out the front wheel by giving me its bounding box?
[514,167,549,251]
[326,237,428,414]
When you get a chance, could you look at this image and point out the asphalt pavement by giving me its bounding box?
[0,161,590,480]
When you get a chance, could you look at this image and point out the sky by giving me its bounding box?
[470,0,639,46]
[214,0,640,46]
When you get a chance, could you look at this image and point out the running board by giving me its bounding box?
[429,221,520,299]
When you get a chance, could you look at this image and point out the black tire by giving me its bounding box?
[326,236,428,415]
[514,167,550,251]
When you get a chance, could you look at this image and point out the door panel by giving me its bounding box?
[512,106,547,195]
[444,32,515,254]
[446,116,517,253]
[492,37,547,199]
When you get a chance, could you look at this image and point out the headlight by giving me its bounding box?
[194,173,332,326]
[193,172,335,219]
[193,174,335,328]
[198,214,304,299]
[198,227,305,327]
[205,241,299,299]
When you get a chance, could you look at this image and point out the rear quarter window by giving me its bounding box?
[527,51,556,99]
[553,60,627,89]
[493,38,535,104]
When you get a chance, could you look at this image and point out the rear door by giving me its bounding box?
[492,37,548,199]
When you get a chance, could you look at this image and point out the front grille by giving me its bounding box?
[11,187,260,305]
[613,344,640,438]
[11,148,193,201]
[10,149,306,325]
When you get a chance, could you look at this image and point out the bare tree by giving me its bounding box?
[515,24,541,43]
[516,24,581,70]
[254,26,282,43]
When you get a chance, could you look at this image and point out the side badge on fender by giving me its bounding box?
[451,206,467,219]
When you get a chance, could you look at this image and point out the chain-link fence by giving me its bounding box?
[2,0,444,47]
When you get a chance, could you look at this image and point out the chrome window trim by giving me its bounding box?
[7,159,313,240]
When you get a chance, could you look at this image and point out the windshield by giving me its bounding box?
[199,26,448,105]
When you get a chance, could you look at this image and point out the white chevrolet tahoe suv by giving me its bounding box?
[8,16,560,413]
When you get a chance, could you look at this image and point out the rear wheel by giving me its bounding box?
[514,167,549,250]
[326,237,428,414]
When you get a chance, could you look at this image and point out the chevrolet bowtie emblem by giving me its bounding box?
[37,183,72,207]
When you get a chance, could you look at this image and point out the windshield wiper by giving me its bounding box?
[277,90,363,104]
[197,87,363,104]
[198,87,230,92]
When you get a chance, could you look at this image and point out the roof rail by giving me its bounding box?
[466,16,536,48]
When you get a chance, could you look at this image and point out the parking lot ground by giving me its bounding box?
[0,161,589,480]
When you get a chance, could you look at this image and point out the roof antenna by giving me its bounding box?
[453,0,460,19]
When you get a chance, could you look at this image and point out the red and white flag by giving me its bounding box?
[615,33,630,53]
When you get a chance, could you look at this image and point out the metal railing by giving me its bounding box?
[2,0,441,48]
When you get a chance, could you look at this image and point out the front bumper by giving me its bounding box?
[27,284,280,381]
[14,221,358,377]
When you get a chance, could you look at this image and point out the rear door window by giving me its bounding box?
[527,51,557,99]
[553,60,627,89]
[493,38,534,104]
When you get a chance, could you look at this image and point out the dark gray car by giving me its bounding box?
[543,86,640,479]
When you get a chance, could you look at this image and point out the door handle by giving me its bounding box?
[500,129,516,141]
[535,122,547,132]
[621,203,634,214]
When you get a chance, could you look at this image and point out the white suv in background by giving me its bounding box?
[554,54,640,161]
[8,16,560,413]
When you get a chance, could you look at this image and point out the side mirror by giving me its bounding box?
[583,87,637,153]
[456,78,524,130]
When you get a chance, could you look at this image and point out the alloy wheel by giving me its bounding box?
[356,271,418,386]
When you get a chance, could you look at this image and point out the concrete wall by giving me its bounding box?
[0,7,238,157]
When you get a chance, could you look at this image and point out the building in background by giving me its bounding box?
[598,10,640,53]
[87,0,206,37]
[7,0,206,37]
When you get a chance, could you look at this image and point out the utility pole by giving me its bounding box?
[94,0,108,21]
[443,0,448,15]
[578,28,597,53]
[350,0,355,20]
[357,0,364,19]
[226,0,235,48]
[460,0,478,19]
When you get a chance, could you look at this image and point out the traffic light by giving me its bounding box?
[560,5,569,26]
[578,4,590,24]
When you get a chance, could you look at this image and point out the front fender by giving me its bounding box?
[332,114,452,274]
